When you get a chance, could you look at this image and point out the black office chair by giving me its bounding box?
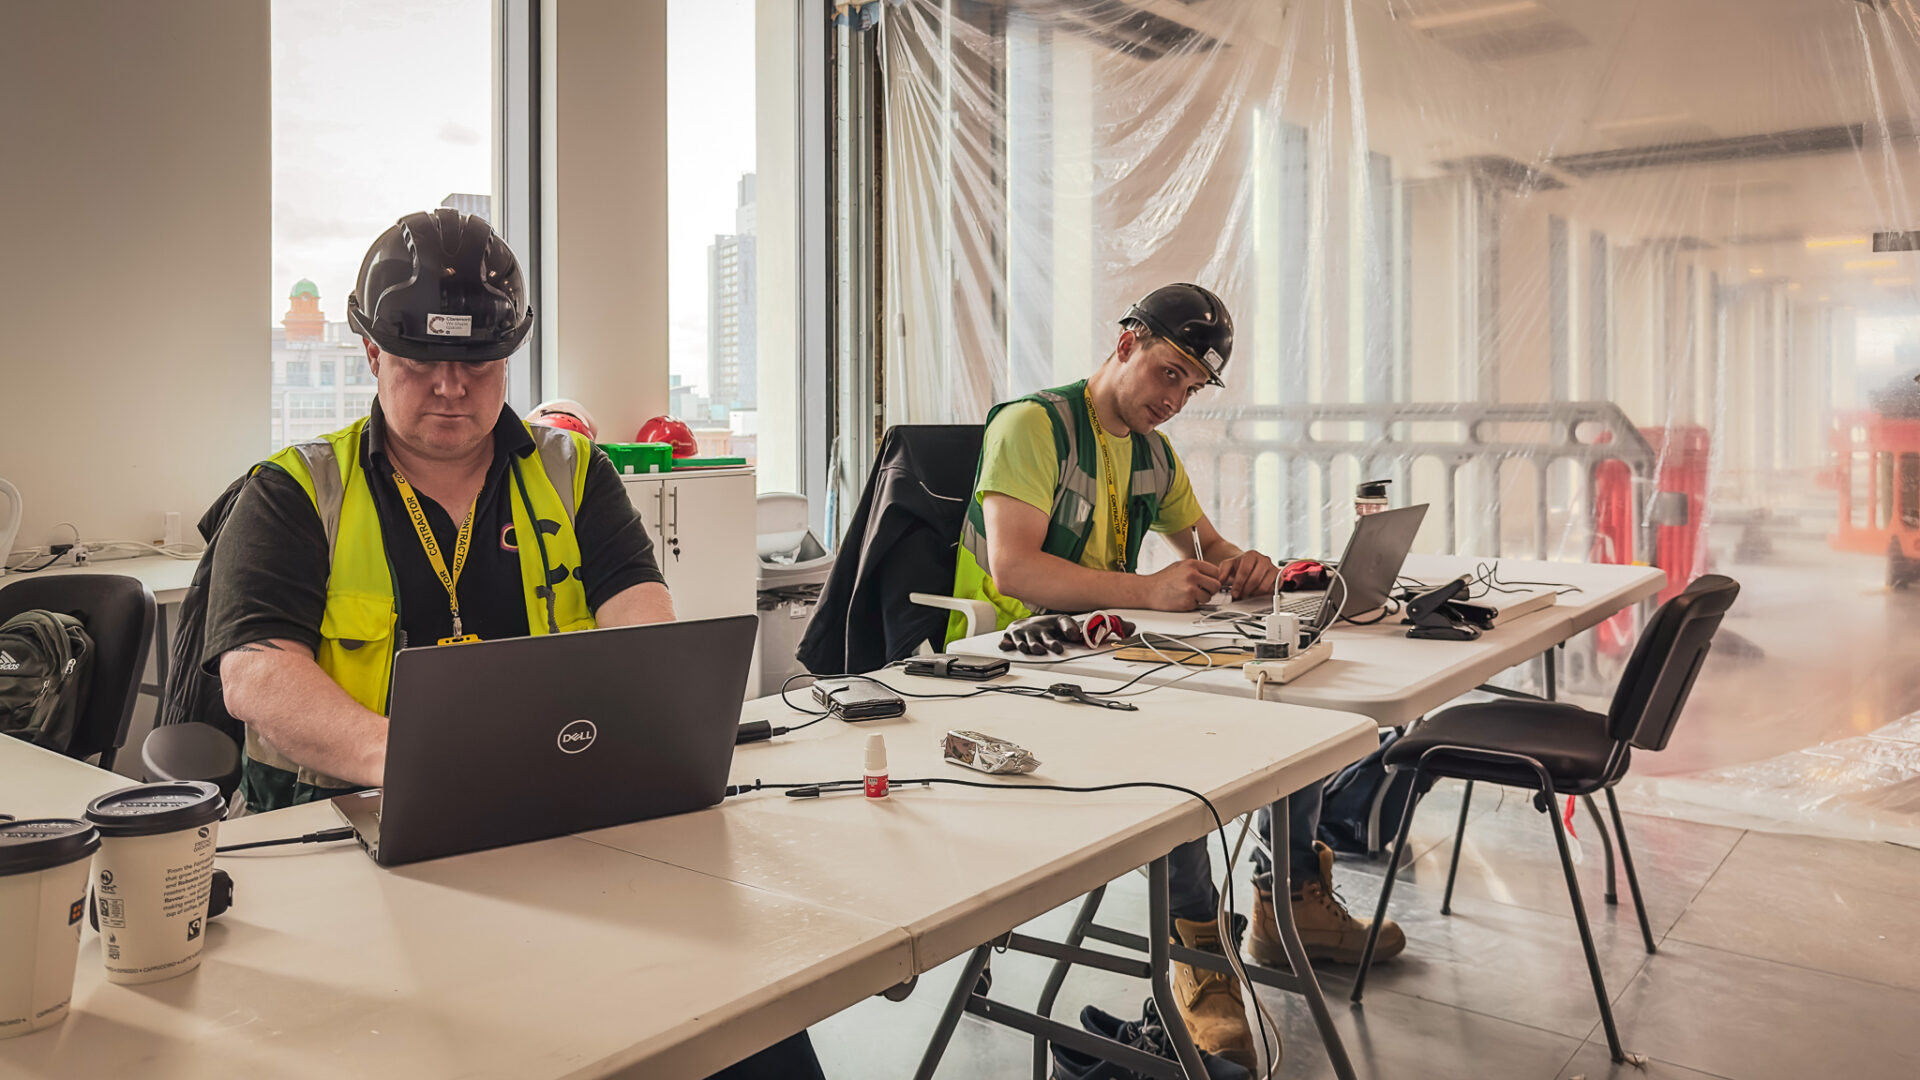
[1349,573,1739,1064]
[0,573,155,771]
[796,424,990,675]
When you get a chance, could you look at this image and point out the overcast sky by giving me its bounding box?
[271,0,755,390]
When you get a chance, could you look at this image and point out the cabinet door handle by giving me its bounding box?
[666,484,681,561]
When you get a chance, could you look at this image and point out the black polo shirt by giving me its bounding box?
[203,402,665,671]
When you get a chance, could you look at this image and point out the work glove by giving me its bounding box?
[999,613,1087,655]
[997,612,1137,655]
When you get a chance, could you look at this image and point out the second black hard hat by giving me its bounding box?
[1120,283,1234,388]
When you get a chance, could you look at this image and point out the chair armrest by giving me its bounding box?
[141,722,243,803]
[908,593,997,642]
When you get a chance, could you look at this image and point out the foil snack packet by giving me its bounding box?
[942,730,1040,775]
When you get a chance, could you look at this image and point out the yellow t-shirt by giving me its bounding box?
[975,401,1203,571]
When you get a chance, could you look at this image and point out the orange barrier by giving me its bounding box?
[1828,411,1920,579]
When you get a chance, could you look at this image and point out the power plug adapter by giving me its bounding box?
[1243,640,1332,685]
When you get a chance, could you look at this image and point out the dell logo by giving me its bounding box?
[557,719,597,754]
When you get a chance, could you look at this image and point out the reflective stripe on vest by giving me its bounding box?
[952,380,1175,639]
[242,416,596,795]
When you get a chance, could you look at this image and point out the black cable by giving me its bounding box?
[726,774,1271,1060]
[1338,597,1401,626]
[5,550,68,573]
[216,826,356,853]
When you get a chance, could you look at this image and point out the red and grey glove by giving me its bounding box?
[1083,611,1136,647]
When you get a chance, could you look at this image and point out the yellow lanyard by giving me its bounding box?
[390,471,480,645]
[1082,391,1128,571]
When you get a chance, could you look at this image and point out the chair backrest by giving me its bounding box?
[0,573,155,766]
[798,424,985,674]
[1607,573,1739,751]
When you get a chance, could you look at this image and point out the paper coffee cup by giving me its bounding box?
[0,818,101,1039]
[83,782,225,986]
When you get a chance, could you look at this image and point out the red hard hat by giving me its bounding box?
[637,415,698,458]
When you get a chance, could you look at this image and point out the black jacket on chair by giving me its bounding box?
[797,425,984,676]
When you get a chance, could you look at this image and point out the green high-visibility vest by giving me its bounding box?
[950,379,1175,643]
[239,416,595,810]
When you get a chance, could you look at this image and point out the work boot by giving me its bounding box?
[1258,841,1405,966]
[1170,917,1256,1069]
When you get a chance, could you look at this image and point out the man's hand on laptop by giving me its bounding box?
[1217,550,1280,600]
[1145,559,1222,611]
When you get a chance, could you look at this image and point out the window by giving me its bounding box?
[269,0,498,451]
[669,0,815,499]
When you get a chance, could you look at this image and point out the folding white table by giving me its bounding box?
[942,556,1668,1073]
[0,736,916,1080]
[949,557,1666,727]
[582,670,1376,1077]
[1,673,1376,1080]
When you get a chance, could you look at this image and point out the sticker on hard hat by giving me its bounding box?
[426,314,473,337]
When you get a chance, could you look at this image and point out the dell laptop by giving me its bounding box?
[333,614,758,866]
[1275,503,1429,629]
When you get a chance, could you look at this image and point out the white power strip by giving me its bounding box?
[1242,640,1332,685]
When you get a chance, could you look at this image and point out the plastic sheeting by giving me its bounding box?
[874,0,1920,843]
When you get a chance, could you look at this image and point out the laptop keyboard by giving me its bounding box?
[1276,593,1328,619]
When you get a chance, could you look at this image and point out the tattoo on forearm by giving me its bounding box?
[233,641,289,655]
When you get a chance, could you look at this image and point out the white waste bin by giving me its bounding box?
[750,494,834,699]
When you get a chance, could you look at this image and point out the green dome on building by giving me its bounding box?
[289,278,320,300]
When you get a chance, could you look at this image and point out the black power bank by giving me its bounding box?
[811,680,908,721]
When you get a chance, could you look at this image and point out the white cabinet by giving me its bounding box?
[620,468,757,621]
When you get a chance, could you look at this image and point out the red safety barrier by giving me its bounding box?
[1644,426,1711,605]
[1590,450,1637,657]
[1591,426,1711,652]
[1827,411,1920,583]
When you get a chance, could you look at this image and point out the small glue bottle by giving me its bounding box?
[863,733,890,799]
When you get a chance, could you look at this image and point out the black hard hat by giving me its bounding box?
[347,208,533,363]
[1120,283,1234,388]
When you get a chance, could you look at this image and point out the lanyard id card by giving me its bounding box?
[390,470,482,646]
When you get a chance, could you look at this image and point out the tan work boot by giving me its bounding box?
[1249,842,1406,966]
[1170,916,1256,1069]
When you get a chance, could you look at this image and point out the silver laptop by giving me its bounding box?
[333,615,757,866]
[1275,504,1429,629]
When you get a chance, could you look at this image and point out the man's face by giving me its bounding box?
[1111,332,1211,433]
[366,340,507,461]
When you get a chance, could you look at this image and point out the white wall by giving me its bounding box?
[540,0,670,446]
[0,1,270,551]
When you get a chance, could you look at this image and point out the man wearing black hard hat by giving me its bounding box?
[204,210,823,1079]
[951,283,1403,1068]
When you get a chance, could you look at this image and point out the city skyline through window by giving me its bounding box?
[268,0,494,450]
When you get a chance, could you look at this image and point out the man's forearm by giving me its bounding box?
[220,642,389,787]
[1201,537,1244,563]
[992,551,1154,613]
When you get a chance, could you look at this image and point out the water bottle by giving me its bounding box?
[1355,479,1391,517]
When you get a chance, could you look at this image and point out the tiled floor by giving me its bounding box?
[809,779,1920,1078]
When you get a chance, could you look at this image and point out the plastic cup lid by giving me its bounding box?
[0,818,101,876]
[84,782,225,838]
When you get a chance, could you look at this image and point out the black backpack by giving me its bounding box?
[1317,727,1431,857]
[0,609,96,753]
